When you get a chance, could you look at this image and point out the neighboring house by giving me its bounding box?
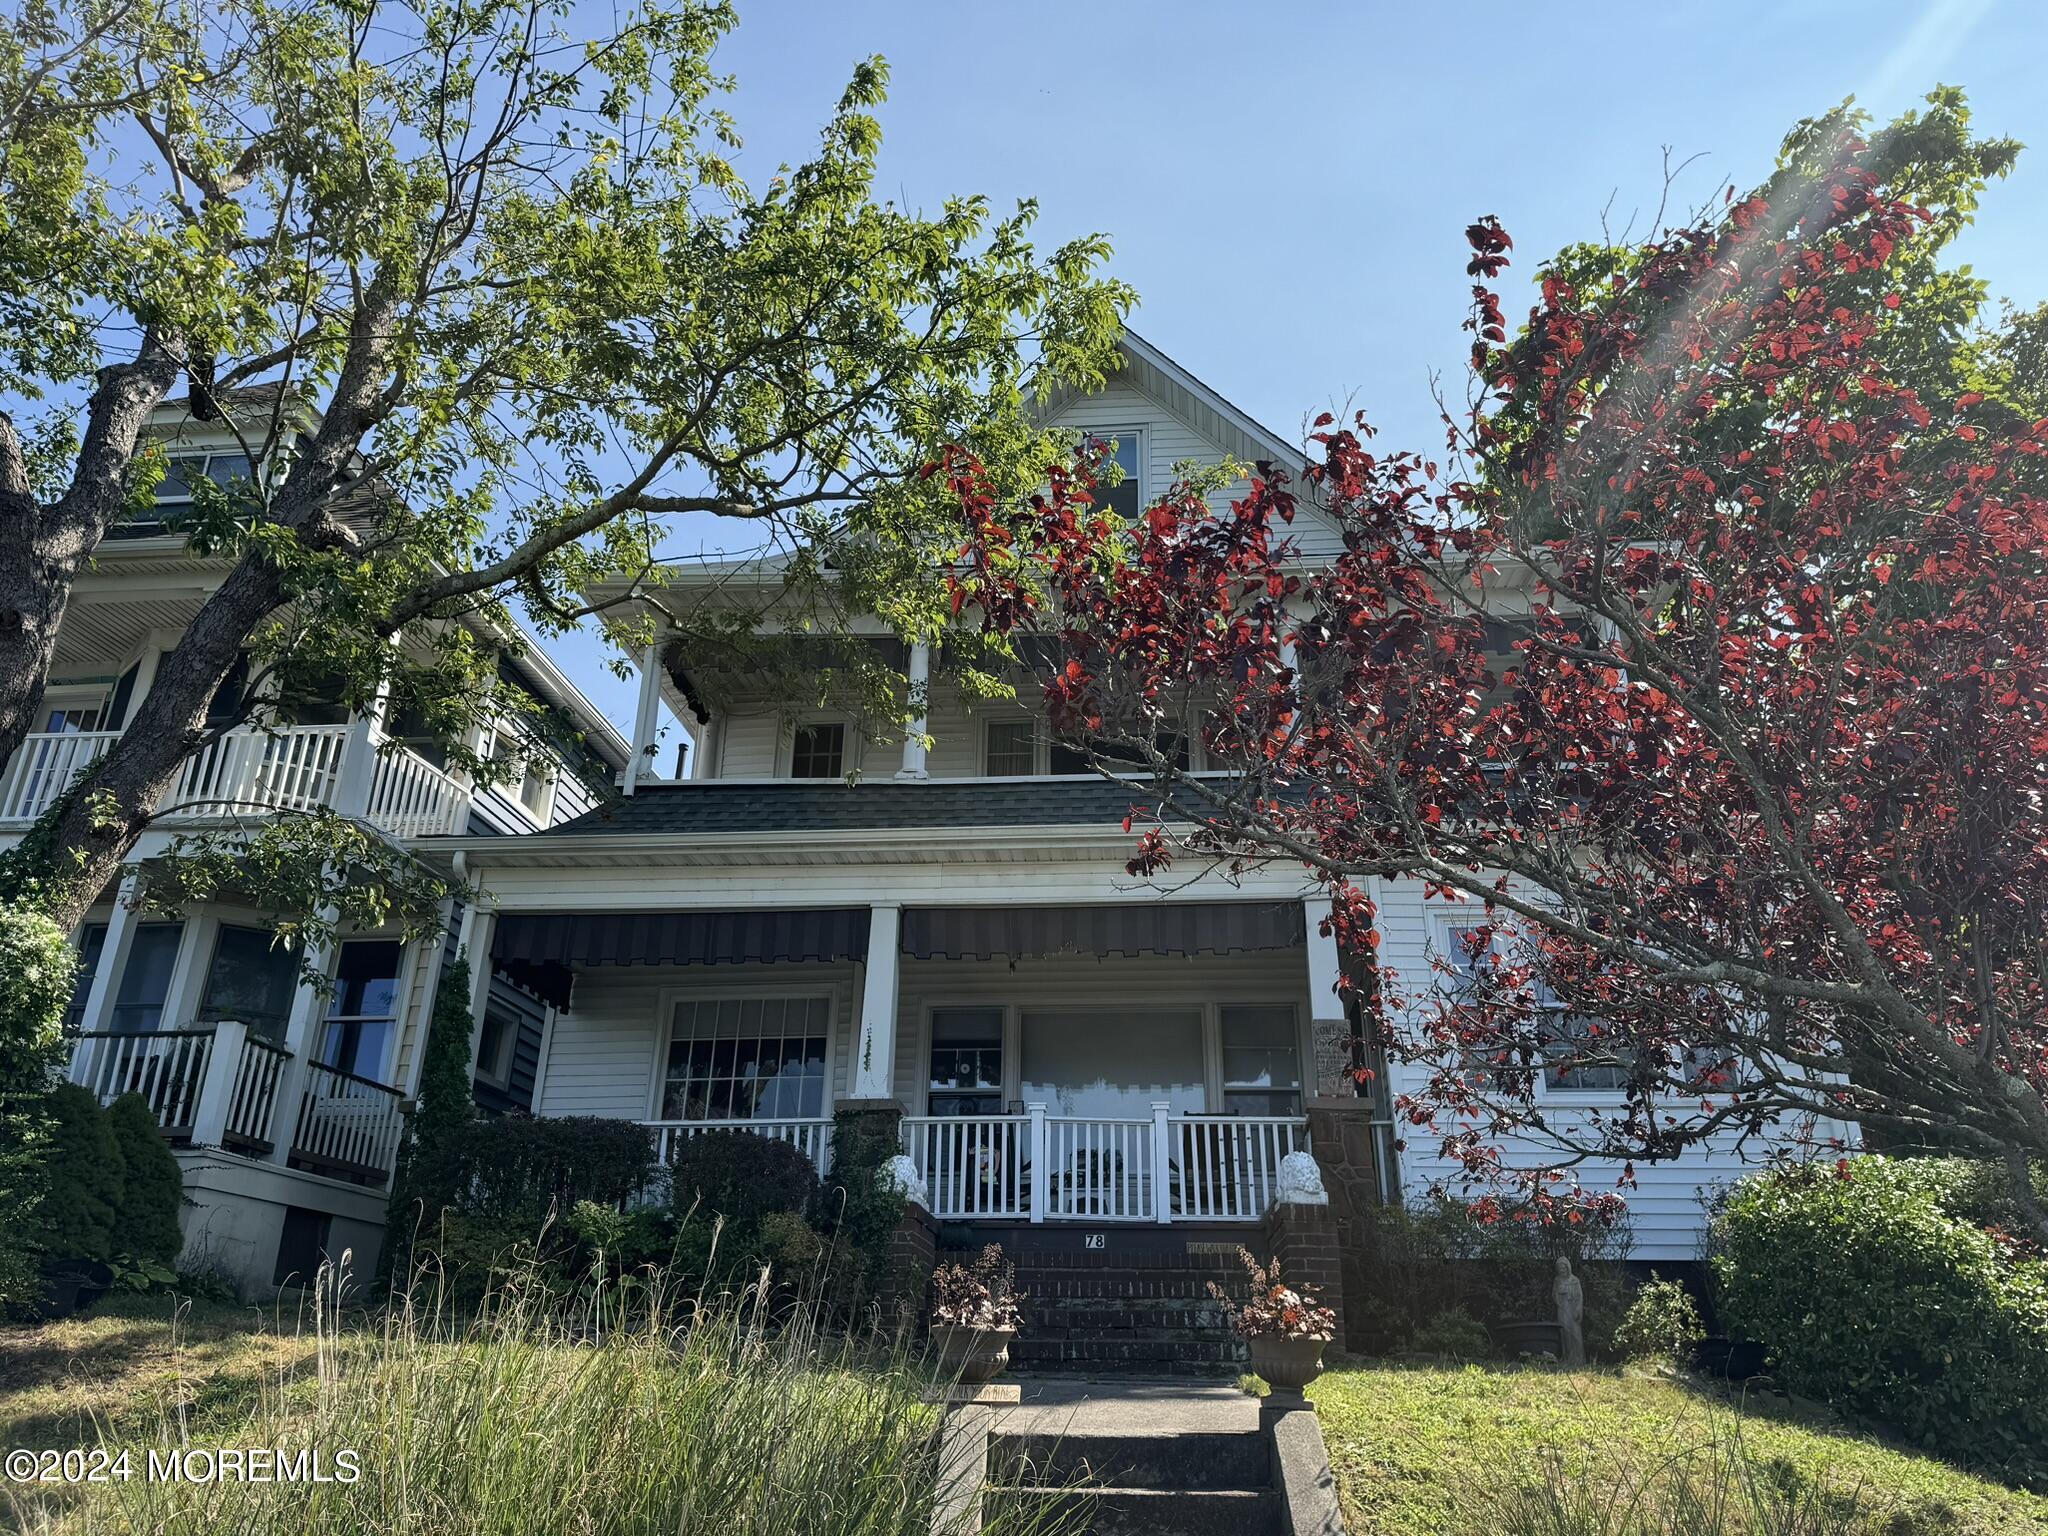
[5,392,629,1296]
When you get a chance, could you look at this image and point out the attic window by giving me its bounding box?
[1083,431,1141,520]
[790,721,846,780]
[156,452,255,504]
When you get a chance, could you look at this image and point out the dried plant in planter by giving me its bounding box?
[930,1244,1023,1330]
[1211,1247,1336,1342]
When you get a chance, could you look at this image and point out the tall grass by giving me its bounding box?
[39,1260,1062,1536]
[1483,1423,1897,1536]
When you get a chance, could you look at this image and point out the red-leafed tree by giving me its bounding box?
[947,92,2048,1237]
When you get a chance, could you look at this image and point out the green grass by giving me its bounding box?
[1312,1360,2048,1536]
[0,1273,1068,1536]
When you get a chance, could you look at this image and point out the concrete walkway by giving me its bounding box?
[991,1374,1262,1436]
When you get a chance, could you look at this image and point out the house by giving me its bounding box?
[7,390,630,1297]
[409,333,1819,1347]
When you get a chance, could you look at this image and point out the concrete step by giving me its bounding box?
[1010,1338,1249,1373]
[991,1430,1269,1491]
[984,1485,1283,1536]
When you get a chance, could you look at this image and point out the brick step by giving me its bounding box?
[992,1431,1269,1491]
[1013,1274,1245,1300]
[983,1485,1281,1536]
[1028,1303,1237,1329]
[1011,1338,1249,1370]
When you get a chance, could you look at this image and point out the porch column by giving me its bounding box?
[188,1019,249,1149]
[1302,895,1351,1094]
[456,898,498,1073]
[623,636,664,795]
[71,869,145,1088]
[332,667,393,820]
[265,933,336,1167]
[895,642,930,781]
[852,902,902,1099]
[690,714,721,780]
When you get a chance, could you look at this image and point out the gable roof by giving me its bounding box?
[1043,329,1308,474]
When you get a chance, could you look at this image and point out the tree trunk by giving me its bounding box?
[0,486,79,761]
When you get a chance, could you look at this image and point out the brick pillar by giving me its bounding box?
[1264,1198,1346,1351]
[1303,1095,1380,1353]
[881,1200,938,1343]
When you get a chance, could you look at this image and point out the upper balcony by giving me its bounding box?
[0,722,469,839]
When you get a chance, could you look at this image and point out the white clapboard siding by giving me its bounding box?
[1371,878,1834,1261]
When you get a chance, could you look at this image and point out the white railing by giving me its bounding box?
[1172,1114,1308,1220]
[290,1061,406,1185]
[70,1028,215,1136]
[0,731,118,820]
[901,1114,1030,1219]
[898,1106,1312,1225]
[644,1118,834,1177]
[366,747,470,837]
[0,723,474,839]
[224,1033,292,1151]
[167,724,351,817]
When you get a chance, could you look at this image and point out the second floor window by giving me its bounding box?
[790,721,845,779]
[112,923,184,1033]
[984,719,1038,777]
[198,924,300,1040]
[156,451,255,507]
[1082,431,1142,520]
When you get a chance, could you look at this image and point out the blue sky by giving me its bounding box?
[568,0,2048,733]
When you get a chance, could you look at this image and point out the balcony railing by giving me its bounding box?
[69,1020,406,1186]
[898,1107,1310,1224]
[0,724,469,838]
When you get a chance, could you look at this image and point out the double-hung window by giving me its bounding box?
[1220,1005,1303,1115]
[1081,431,1142,520]
[1440,921,1628,1094]
[198,924,301,1040]
[983,719,1038,777]
[321,940,403,1080]
[662,996,830,1121]
[111,923,184,1033]
[790,721,846,779]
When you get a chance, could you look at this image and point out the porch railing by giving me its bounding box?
[289,1061,406,1186]
[224,1034,293,1152]
[0,724,470,838]
[70,1028,215,1138]
[644,1118,834,1178]
[899,1107,1311,1224]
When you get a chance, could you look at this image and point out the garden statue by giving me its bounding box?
[1553,1257,1586,1366]
[881,1154,930,1211]
[1275,1150,1329,1206]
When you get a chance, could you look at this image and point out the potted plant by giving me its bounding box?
[1212,1247,1337,1401]
[930,1244,1022,1383]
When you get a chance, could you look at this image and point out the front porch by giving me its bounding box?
[484,895,1395,1229]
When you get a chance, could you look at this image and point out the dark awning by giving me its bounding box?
[900,901,1303,962]
[491,907,871,1009]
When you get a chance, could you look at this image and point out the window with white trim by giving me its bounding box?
[1082,431,1142,520]
[155,451,256,506]
[662,996,830,1121]
[1440,921,1630,1094]
[476,1006,518,1090]
[1220,1004,1303,1115]
[983,719,1038,777]
[789,721,846,779]
[928,1006,1004,1116]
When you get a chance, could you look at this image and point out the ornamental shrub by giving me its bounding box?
[1613,1271,1705,1362]
[41,1082,122,1265]
[668,1130,821,1228]
[104,1093,186,1271]
[404,1113,655,1225]
[1712,1156,2048,1487]
[0,901,74,1309]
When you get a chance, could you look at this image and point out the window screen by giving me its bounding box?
[662,996,830,1121]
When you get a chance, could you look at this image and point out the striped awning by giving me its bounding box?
[899,901,1303,962]
[491,907,872,1007]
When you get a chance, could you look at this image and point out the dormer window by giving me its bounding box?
[790,721,845,779]
[156,451,255,506]
[1082,431,1142,520]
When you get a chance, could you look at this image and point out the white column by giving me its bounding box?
[1303,894,1351,1096]
[1027,1102,1048,1224]
[331,691,388,820]
[72,871,145,1077]
[265,934,336,1166]
[1151,1100,1174,1226]
[457,902,499,1074]
[188,1019,248,1148]
[158,911,217,1033]
[852,901,902,1099]
[691,715,721,780]
[624,637,664,795]
[895,642,930,781]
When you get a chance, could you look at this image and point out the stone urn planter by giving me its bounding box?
[1248,1333,1326,1398]
[932,1324,1017,1384]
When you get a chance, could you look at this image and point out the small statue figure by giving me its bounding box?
[1275,1150,1330,1206]
[1553,1256,1586,1366]
[881,1153,930,1211]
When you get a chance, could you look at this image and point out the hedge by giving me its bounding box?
[1713,1156,2048,1487]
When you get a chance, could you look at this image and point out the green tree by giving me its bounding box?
[0,0,1131,937]
[0,900,71,1306]
[104,1091,185,1271]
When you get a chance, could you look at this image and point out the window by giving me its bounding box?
[789,721,845,779]
[64,923,108,1031]
[155,451,256,506]
[983,719,1038,777]
[321,939,403,1080]
[1082,431,1142,520]
[1048,730,1190,776]
[476,1006,518,1089]
[1221,1005,1303,1116]
[661,996,830,1121]
[1020,1007,1205,1117]
[197,925,301,1039]
[42,695,106,733]
[928,1007,1004,1116]
[111,923,184,1033]
[493,731,556,821]
[1440,922,1628,1095]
